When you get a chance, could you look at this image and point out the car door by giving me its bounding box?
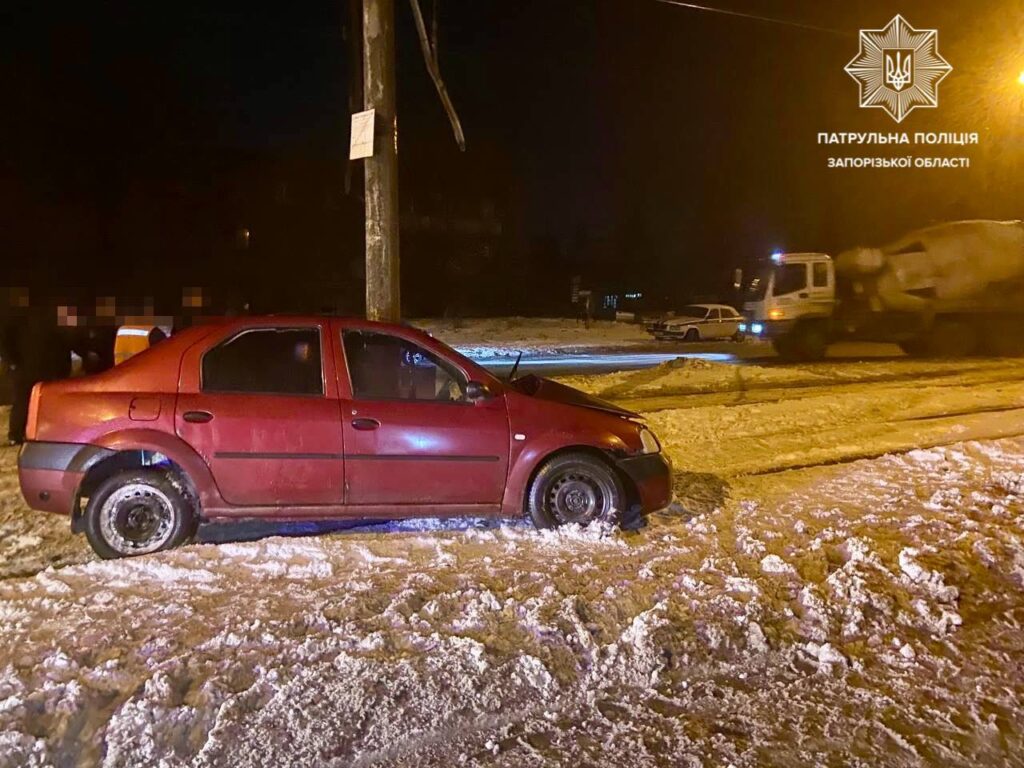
[808,261,834,308]
[338,326,510,507]
[720,307,740,337]
[706,307,724,338]
[175,322,345,507]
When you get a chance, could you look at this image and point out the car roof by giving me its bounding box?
[188,315,419,332]
[777,252,831,262]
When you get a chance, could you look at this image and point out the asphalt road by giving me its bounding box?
[475,348,742,378]
[471,340,905,378]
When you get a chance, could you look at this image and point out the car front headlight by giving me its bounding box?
[639,426,661,454]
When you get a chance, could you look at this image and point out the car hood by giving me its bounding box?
[665,315,704,324]
[509,375,640,418]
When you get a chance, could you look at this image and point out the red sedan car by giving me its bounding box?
[18,317,671,558]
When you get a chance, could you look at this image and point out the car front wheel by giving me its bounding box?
[84,469,197,559]
[527,452,625,529]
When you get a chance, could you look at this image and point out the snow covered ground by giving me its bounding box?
[413,317,656,359]
[412,317,775,361]
[413,317,900,362]
[3,356,1024,766]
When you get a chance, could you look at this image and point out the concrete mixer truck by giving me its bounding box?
[741,220,1024,360]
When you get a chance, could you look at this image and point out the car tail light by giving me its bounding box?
[25,383,41,441]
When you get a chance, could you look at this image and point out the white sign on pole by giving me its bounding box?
[349,109,376,160]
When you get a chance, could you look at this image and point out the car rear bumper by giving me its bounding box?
[617,452,673,513]
[18,441,114,515]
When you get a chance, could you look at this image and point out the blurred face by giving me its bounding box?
[182,287,205,309]
[10,287,29,308]
[96,296,116,320]
[57,305,80,327]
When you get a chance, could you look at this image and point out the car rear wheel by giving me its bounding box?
[527,453,626,529]
[84,469,197,559]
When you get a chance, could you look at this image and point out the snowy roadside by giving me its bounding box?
[3,356,1024,765]
[3,437,1024,766]
[412,317,903,362]
[412,317,655,359]
[410,317,777,362]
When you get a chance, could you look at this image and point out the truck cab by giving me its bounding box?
[742,252,836,359]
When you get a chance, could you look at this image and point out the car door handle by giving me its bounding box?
[182,410,214,424]
[798,292,809,298]
[351,417,380,431]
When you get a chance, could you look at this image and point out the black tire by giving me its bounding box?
[684,328,699,342]
[980,329,1024,357]
[772,335,798,360]
[84,469,197,559]
[927,320,979,357]
[527,452,626,529]
[797,324,828,361]
[898,337,929,357]
[774,325,827,361]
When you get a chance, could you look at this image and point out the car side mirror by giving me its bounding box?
[466,380,493,401]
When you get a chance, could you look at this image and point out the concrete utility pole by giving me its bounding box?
[362,0,400,321]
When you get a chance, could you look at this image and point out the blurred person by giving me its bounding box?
[1,290,72,444]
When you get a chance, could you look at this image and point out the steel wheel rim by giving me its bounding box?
[547,469,613,525]
[99,483,175,555]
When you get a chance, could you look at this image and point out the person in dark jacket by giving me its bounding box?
[2,290,71,444]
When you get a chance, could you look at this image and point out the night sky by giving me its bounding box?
[2,0,1021,314]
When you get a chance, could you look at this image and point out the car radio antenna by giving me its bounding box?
[507,351,523,382]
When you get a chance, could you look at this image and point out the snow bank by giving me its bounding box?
[412,317,652,359]
[3,436,1024,765]
[5,356,1024,766]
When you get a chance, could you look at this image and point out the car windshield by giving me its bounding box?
[746,267,773,301]
[679,305,709,318]
[746,264,807,300]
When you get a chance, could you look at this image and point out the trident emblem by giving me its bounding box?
[846,16,952,123]
[885,51,913,91]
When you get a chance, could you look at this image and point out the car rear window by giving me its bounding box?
[202,327,323,396]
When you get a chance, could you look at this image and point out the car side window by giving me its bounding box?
[813,262,830,288]
[709,308,721,320]
[202,328,323,396]
[343,330,469,402]
[774,263,808,295]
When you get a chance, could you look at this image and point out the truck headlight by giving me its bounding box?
[738,323,748,332]
[751,323,764,335]
[639,427,661,454]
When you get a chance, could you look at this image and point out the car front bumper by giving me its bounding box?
[741,319,796,339]
[617,452,673,513]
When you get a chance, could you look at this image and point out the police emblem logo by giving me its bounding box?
[845,15,952,123]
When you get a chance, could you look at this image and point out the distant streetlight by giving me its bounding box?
[1018,70,1024,86]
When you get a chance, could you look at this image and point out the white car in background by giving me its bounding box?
[646,303,745,342]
